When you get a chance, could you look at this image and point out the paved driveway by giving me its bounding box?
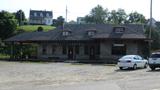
[0,61,160,90]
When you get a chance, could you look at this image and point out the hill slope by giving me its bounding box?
[17,25,55,32]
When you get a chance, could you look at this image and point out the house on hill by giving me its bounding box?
[29,10,53,25]
[5,24,149,63]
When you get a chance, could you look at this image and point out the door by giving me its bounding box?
[89,46,96,60]
[68,46,74,60]
[135,55,143,67]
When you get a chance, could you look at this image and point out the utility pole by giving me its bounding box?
[66,5,68,22]
[149,0,153,56]
[149,0,152,39]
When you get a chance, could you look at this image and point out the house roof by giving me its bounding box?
[5,24,147,42]
[29,10,53,18]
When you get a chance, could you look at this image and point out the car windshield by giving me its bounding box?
[121,56,133,59]
[150,54,160,58]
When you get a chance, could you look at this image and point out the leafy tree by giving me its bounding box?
[13,10,26,26]
[84,5,108,24]
[108,9,127,24]
[52,16,65,27]
[145,27,160,50]
[127,12,146,24]
[84,15,94,24]
[68,20,77,24]
[57,16,65,26]
[0,11,17,40]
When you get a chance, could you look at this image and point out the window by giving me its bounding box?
[62,45,67,55]
[88,31,95,36]
[48,20,51,23]
[112,42,126,55]
[42,45,47,55]
[40,13,43,17]
[62,31,69,36]
[46,13,49,17]
[75,45,79,54]
[137,56,142,60]
[84,45,89,55]
[34,12,37,17]
[151,54,160,58]
[114,27,125,33]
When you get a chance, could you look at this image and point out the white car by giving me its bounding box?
[117,55,148,70]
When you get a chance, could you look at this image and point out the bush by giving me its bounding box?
[37,26,43,32]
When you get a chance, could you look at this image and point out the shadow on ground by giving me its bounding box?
[115,68,146,72]
[70,62,116,66]
[146,68,160,72]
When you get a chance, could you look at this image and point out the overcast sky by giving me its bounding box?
[0,0,159,21]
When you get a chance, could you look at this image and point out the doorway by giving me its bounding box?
[89,46,96,60]
[68,46,74,60]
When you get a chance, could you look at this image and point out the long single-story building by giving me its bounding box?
[5,24,149,63]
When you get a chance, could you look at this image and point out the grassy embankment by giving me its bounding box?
[0,54,10,59]
[17,25,55,32]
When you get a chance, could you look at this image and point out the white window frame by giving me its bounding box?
[115,28,124,33]
[62,31,69,36]
[88,31,95,36]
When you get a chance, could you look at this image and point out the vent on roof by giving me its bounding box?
[113,27,125,33]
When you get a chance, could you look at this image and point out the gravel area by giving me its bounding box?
[0,61,160,90]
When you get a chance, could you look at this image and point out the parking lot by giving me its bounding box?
[0,61,160,90]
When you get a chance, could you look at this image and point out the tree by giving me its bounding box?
[68,20,77,24]
[14,10,26,26]
[57,16,65,26]
[127,12,146,24]
[108,9,127,24]
[52,16,65,27]
[145,26,160,50]
[0,11,17,40]
[84,5,108,24]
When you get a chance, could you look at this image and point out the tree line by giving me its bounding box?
[84,5,146,24]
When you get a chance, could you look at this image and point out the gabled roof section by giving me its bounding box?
[29,10,53,18]
[5,24,147,42]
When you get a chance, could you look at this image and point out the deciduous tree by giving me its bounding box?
[13,10,26,26]
[84,5,108,24]
[108,9,127,24]
[0,11,17,40]
[128,12,146,24]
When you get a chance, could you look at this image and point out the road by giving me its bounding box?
[0,61,160,90]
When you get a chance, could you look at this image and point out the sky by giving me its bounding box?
[0,0,159,21]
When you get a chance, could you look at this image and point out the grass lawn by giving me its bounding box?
[17,25,55,32]
[0,54,10,59]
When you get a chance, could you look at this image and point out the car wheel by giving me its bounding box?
[119,67,123,70]
[144,63,148,68]
[150,67,155,71]
[133,64,137,70]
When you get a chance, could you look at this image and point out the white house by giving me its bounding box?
[29,10,53,25]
